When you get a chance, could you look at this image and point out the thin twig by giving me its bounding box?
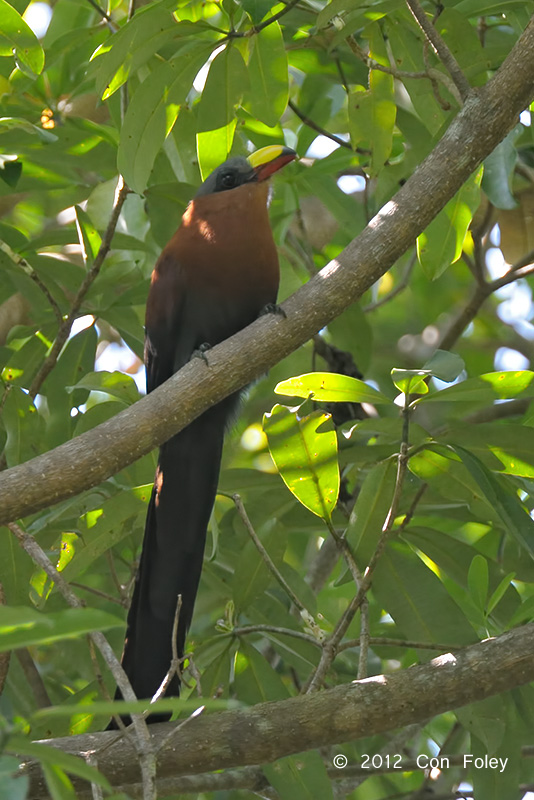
[150,594,183,704]
[84,0,117,30]
[229,493,324,640]
[226,0,299,38]
[395,482,427,535]
[15,649,52,708]
[252,0,300,33]
[226,623,461,658]
[229,624,318,645]
[348,35,426,80]
[288,100,353,151]
[105,550,129,604]
[356,596,370,679]
[7,521,157,799]
[28,177,130,400]
[0,241,63,327]
[338,634,464,653]
[347,35,460,101]
[493,261,534,287]
[322,517,370,678]
[70,582,128,607]
[439,254,534,353]
[405,0,471,101]
[156,704,205,755]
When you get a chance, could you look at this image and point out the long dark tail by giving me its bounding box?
[110,405,228,725]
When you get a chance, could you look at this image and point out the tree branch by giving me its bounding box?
[20,623,534,798]
[405,0,471,100]
[1,18,534,524]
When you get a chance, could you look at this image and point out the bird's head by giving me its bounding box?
[195,145,297,197]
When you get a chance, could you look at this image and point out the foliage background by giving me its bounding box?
[1,0,534,797]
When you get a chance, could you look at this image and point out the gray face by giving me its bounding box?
[195,156,257,197]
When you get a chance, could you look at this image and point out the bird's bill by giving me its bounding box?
[247,145,297,182]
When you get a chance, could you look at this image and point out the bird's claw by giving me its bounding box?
[191,342,212,365]
[259,302,286,319]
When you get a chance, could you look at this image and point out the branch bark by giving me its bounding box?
[20,622,534,797]
[1,18,534,525]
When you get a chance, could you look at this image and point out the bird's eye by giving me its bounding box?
[220,172,237,189]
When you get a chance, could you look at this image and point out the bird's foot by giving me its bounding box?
[259,302,287,319]
[191,342,212,365]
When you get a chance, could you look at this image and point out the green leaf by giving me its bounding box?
[67,370,140,405]
[457,696,507,753]
[348,23,396,174]
[453,445,534,560]
[60,486,151,582]
[373,541,477,644]
[486,572,515,615]
[246,22,288,127]
[0,116,56,142]
[264,751,334,800]
[442,423,534,478]
[336,460,397,585]
[348,88,396,175]
[509,594,534,626]
[92,6,185,99]
[263,404,339,520]
[470,727,521,800]
[74,206,101,266]
[0,0,44,77]
[241,0,276,23]
[274,373,390,405]
[419,370,534,404]
[405,527,520,625]
[234,641,290,703]
[482,124,520,210]
[233,521,286,611]
[197,45,248,132]
[0,157,22,188]
[118,42,213,193]
[407,447,494,515]
[467,554,489,612]
[417,170,481,279]
[45,326,97,447]
[197,119,237,181]
[423,350,465,382]
[391,368,429,395]
[2,386,45,466]
[0,607,123,652]
[386,16,447,135]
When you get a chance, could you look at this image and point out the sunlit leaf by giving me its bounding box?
[275,373,390,405]
[264,404,339,520]
[0,0,44,77]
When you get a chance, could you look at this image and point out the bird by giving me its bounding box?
[110,145,297,725]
